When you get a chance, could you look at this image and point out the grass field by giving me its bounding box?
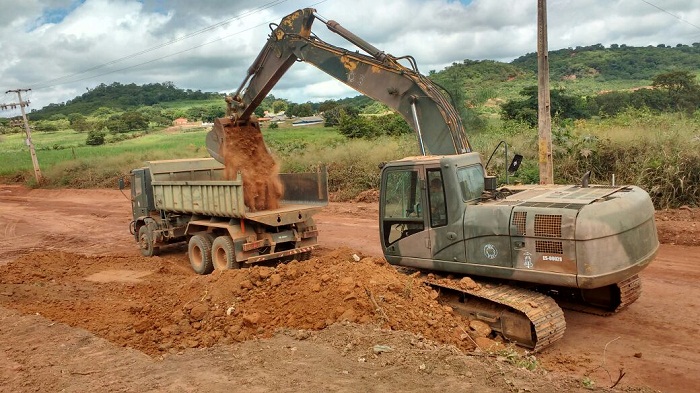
[0,129,209,176]
[1,111,698,207]
[0,122,345,186]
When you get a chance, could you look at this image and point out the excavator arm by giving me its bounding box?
[207,8,471,162]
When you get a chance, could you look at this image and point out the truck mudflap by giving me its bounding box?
[244,245,316,264]
[410,271,566,352]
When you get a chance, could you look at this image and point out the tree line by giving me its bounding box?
[501,70,700,126]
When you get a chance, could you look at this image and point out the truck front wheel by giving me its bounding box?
[188,234,214,275]
[138,225,159,257]
[212,236,240,270]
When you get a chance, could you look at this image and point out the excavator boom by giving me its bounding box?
[207,8,471,162]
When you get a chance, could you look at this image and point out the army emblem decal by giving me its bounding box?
[483,244,498,259]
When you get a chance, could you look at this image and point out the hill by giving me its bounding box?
[511,43,700,81]
[29,81,221,121]
[13,43,696,122]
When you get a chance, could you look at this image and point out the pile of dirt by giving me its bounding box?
[215,117,283,211]
[354,188,380,203]
[655,206,700,246]
[0,248,476,357]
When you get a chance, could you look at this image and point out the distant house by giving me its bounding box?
[292,116,324,127]
[173,117,188,126]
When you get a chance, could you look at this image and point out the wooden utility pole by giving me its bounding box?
[537,0,553,185]
[3,89,42,182]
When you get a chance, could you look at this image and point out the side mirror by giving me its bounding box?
[118,177,125,190]
[507,154,523,173]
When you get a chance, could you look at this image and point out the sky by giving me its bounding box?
[0,0,699,113]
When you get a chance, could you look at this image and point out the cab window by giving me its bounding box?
[383,170,422,219]
[456,165,485,201]
[132,173,143,197]
[382,169,424,246]
[427,169,447,227]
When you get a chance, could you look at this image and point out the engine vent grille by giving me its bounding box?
[512,212,527,236]
[534,214,562,238]
[536,240,564,254]
[519,201,587,210]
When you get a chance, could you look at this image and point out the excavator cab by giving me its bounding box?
[380,153,486,268]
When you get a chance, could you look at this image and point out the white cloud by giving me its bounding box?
[0,0,698,109]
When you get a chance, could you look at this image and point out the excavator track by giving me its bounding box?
[397,268,566,352]
[552,274,642,316]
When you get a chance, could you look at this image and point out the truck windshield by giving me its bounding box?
[456,165,484,201]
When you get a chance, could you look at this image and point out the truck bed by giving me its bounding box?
[148,158,327,223]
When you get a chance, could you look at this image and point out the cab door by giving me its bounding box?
[380,166,432,263]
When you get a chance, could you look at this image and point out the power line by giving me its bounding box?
[639,0,700,32]
[30,0,289,90]
[36,22,268,88]
[30,0,331,91]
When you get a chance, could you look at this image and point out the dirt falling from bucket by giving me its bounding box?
[216,117,283,211]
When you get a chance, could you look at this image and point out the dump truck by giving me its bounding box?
[128,157,327,274]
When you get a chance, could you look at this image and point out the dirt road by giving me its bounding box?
[0,185,698,392]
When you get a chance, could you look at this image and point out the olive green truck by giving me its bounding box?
[127,158,327,274]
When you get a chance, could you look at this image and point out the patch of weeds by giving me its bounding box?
[497,346,538,371]
[581,376,595,390]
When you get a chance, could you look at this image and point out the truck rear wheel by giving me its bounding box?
[212,236,239,270]
[138,225,159,257]
[188,234,214,275]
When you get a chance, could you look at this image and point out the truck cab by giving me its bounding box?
[130,167,154,222]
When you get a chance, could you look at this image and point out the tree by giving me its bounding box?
[652,70,700,113]
[85,129,106,145]
[501,86,589,127]
[318,100,338,113]
[653,70,696,95]
[297,102,314,117]
[105,114,128,133]
[121,111,148,131]
[68,113,90,132]
[337,113,379,139]
[272,100,288,114]
[374,113,411,136]
[323,105,358,127]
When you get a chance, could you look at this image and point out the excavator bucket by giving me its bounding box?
[206,117,284,211]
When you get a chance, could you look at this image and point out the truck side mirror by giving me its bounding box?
[507,154,523,173]
[118,177,125,190]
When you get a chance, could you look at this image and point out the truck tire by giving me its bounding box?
[212,236,240,270]
[138,225,159,257]
[188,234,214,275]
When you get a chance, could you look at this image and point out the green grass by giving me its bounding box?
[0,122,351,188]
[2,111,699,207]
[0,129,210,176]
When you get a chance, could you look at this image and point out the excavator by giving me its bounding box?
[206,8,659,351]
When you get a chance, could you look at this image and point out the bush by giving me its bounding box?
[86,129,106,146]
[337,114,380,139]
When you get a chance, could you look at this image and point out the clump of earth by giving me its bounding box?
[0,248,484,356]
[215,117,283,211]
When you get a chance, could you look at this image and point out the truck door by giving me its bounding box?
[380,167,432,262]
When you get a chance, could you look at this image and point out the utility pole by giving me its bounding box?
[537,0,553,185]
[2,88,42,182]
